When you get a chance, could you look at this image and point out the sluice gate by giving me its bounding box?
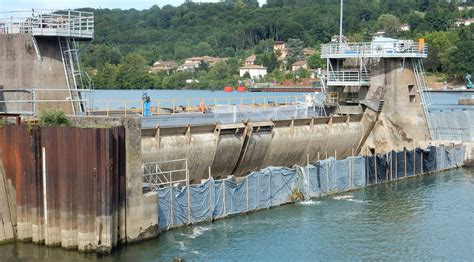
[141,114,367,183]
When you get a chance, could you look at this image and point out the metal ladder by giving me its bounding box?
[412,58,433,138]
[58,37,89,115]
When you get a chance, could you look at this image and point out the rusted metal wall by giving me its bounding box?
[0,124,125,253]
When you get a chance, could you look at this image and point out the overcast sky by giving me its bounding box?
[0,0,267,11]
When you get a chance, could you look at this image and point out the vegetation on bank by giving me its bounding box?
[78,0,474,89]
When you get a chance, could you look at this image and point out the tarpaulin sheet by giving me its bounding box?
[156,146,462,231]
[367,155,388,184]
[309,156,366,195]
[423,146,437,173]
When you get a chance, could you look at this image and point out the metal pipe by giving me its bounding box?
[339,0,343,43]
[42,147,48,244]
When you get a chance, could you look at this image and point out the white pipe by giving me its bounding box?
[42,147,48,244]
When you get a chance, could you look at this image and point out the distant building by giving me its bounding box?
[292,60,308,72]
[273,41,287,60]
[303,47,315,56]
[458,6,473,11]
[373,31,386,38]
[246,55,256,65]
[331,35,347,43]
[400,23,410,31]
[239,65,267,79]
[149,60,177,74]
[455,18,474,27]
[178,56,223,71]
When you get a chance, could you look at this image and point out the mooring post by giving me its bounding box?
[395,150,398,180]
[421,146,424,175]
[222,181,226,217]
[209,177,213,221]
[170,180,173,229]
[374,153,378,184]
[245,176,249,212]
[186,161,191,225]
[351,148,354,189]
[413,141,416,175]
[325,157,329,193]
[404,147,407,177]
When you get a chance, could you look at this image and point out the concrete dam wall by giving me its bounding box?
[0,34,72,114]
[141,114,369,183]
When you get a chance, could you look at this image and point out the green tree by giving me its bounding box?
[377,14,400,36]
[286,38,305,68]
[194,42,216,56]
[115,53,155,89]
[443,26,474,78]
[255,52,279,72]
[254,39,274,55]
[307,51,325,69]
[423,31,459,72]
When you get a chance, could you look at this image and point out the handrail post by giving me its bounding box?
[124,101,127,117]
[187,98,190,114]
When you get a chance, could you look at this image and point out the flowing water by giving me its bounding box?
[1,168,473,261]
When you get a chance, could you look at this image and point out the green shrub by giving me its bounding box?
[0,118,7,128]
[39,110,71,127]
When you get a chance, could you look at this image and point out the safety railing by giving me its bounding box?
[91,95,310,117]
[0,10,93,39]
[327,71,371,86]
[0,89,93,115]
[142,159,189,191]
[321,41,428,58]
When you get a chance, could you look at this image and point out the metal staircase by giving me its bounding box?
[412,58,433,137]
[58,37,92,115]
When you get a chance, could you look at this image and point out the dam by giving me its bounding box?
[0,9,473,255]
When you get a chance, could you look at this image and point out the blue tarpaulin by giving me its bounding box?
[156,146,464,231]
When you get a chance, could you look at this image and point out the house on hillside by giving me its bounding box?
[292,60,308,72]
[303,47,315,56]
[373,31,386,38]
[149,60,177,74]
[273,41,287,60]
[239,65,267,79]
[178,56,223,71]
[246,55,256,65]
[400,23,410,31]
[455,18,474,27]
[331,35,347,43]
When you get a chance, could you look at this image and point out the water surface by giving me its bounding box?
[1,168,473,261]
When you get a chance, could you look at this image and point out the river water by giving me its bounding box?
[1,168,473,261]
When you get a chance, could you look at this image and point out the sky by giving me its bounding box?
[0,0,266,11]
